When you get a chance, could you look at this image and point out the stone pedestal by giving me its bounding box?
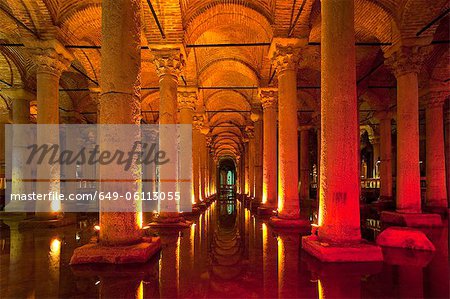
[380,211,442,227]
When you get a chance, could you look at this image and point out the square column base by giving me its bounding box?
[269,216,310,230]
[257,206,276,216]
[376,227,435,251]
[381,211,442,227]
[70,237,161,265]
[302,235,383,262]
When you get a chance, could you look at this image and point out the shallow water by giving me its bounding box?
[1,198,448,298]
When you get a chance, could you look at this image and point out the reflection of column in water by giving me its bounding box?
[158,232,180,298]
[424,227,449,298]
[277,233,299,298]
[34,233,60,298]
[262,223,277,298]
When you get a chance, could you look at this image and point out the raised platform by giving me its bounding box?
[302,235,383,262]
[381,211,442,227]
[70,237,161,265]
[376,226,435,251]
[257,206,276,216]
[148,216,192,229]
[269,216,310,230]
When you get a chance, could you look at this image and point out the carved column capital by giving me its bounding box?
[259,88,278,110]
[192,114,204,130]
[269,38,306,73]
[26,39,74,76]
[384,46,426,78]
[150,46,185,78]
[424,91,448,108]
[177,87,197,110]
[245,125,255,139]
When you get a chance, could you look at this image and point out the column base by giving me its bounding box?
[19,215,76,229]
[70,237,161,265]
[380,211,442,227]
[249,200,261,212]
[257,206,276,216]
[148,216,192,228]
[269,216,310,229]
[302,235,383,262]
[423,206,449,216]
[376,227,435,251]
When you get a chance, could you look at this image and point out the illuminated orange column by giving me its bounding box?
[192,114,203,204]
[151,45,185,219]
[425,90,448,213]
[382,47,442,226]
[376,111,393,201]
[252,106,263,203]
[245,125,255,198]
[178,88,197,206]
[258,88,278,214]
[269,38,306,225]
[302,0,382,261]
[299,126,310,202]
[199,126,208,201]
[28,40,73,219]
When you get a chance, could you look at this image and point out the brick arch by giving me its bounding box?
[185,3,273,45]
[399,0,449,39]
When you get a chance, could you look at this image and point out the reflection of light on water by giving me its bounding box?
[50,238,61,255]
[190,223,195,269]
[137,280,143,299]
[176,234,181,297]
[277,236,284,297]
[318,280,324,299]
[262,223,268,272]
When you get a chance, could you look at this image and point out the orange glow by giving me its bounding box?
[94,225,100,231]
[277,175,284,213]
[50,238,61,254]
[262,183,268,204]
[137,211,143,229]
[137,281,143,299]
[318,280,324,299]
[277,236,284,297]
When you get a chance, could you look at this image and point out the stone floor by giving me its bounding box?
[0,196,448,298]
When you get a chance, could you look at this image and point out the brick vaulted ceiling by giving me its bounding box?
[0,0,448,159]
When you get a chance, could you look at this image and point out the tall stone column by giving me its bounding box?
[98,0,142,244]
[381,47,442,226]
[71,0,161,265]
[445,103,450,206]
[3,89,33,198]
[299,126,310,202]
[192,114,203,204]
[151,45,185,221]
[28,40,73,220]
[245,125,255,199]
[199,126,209,201]
[376,111,393,202]
[268,38,306,226]
[425,91,448,213]
[258,88,278,214]
[178,87,197,207]
[302,0,382,262]
[252,106,263,204]
[247,126,255,199]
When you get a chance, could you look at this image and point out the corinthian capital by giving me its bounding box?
[192,113,204,130]
[384,46,427,78]
[268,38,307,73]
[177,87,197,110]
[26,39,74,76]
[259,88,278,110]
[150,45,185,78]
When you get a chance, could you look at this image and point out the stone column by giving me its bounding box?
[381,47,442,226]
[252,106,263,204]
[247,126,255,199]
[3,89,33,198]
[98,0,142,244]
[151,45,185,220]
[258,88,277,214]
[71,0,161,265]
[268,38,306,225]
[302,0,382,262]
[178,87,197,207]
[425,91,448,212]
[28,40,73,219]
[199,125,209,201]
[192,114,203,204]
[245,125,255,199]
[376,111,393,201]
[0,112,10,192]
[299,126,310,202]
[445,103,450,206]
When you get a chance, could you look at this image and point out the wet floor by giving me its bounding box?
[0,196,448,298]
